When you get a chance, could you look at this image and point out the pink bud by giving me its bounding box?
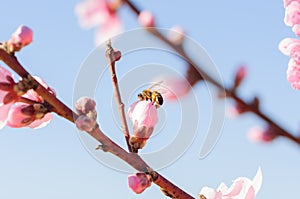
[234,66,247,88]
[128,101,158,136]
[75,97,96,115]
[168,26,185,45]
[75,115,96,131]
[247,126,278,143]
[128,173,151,194]
[9,25,33,48]
[138,11,155,27]
[128,101,158,149]
[6,105,35,128]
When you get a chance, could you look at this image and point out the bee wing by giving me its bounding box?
[148,81,168,94]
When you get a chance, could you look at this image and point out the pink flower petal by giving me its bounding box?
[128,101,158,129]
[287,59,300,89]
[0,66,14,126]
[75,0,111,29]
[0,104,11,129]
[94,14,122,45]
[223,179,246,197]
[152,77,191,101]
[284,0,300,8]
[199,187,222,199]
[244,186,255,199]
[252,167,263,194]
[0,66,13,101]
[200,168,263,199]
[292,24,300,37]
[278,38,300,56]
[284,1,300,27]
[128,173,151,194]
[28,113,53,129]
[6,105,35,128]
[9,25,33,47]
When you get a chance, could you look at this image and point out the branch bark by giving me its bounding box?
[0,46,195,199]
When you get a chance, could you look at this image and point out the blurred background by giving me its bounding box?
[0,0,299,198]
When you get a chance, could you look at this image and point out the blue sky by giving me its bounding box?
[0,0,300,198]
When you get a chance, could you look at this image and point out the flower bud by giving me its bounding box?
[128,173,152,194]
[6,105,35,128]
[75,115,96,132]
[128,101,158,149]
[138,11,155,27]
[75,97,96,115]
[8,25,33,51]
[168,26,185,46]
[233,66,247,89]
[247,126,278,143]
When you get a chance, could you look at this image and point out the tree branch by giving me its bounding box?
[105,40,132,152]
[122,0,300,146]
[0,46,195,199]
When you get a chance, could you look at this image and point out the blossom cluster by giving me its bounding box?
[0,66,53,129]
[199,168,262,199]
[0,25,53,129]
[278,0,300,89]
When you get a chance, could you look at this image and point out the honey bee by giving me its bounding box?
[137,82,164,108]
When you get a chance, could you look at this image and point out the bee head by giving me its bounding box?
[137,93,143,100]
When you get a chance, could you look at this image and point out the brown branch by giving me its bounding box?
[105,40,132,152]
[0,46,195,199]
[122,0,300,146]
[0,48,76,123]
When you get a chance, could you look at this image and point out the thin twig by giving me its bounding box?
[0,46,194,199]
[105,40,132,152]
[122,0,300,146]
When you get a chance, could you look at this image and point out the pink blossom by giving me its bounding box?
[287,58,300,89]
[128,173,151,194]
[128,101,158,149]
[75,0,122,45]
[168,26,185,45]
[153,77,191,101]
[94,15,122,45]
[284,0,300,8]
[278,38,300,63]
[199,168,262,199]
[138,10,155,28]
[284,1,300,27]
[128,101,158,138]
[6,77,54,129]
[0,66,14,128]
[278,38,300,56]
[8,25,33,50]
